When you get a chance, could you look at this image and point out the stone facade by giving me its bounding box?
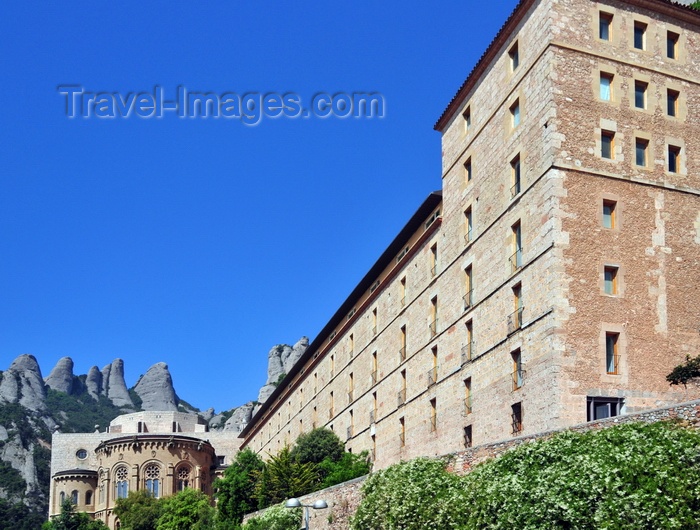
[240,0,700,473]
[49,411,242,529]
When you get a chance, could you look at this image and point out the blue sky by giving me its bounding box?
[0,1,518,413]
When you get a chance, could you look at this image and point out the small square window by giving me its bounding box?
[668,145,681,173]
[605,332,619,374]
[464,157,472,182]
[601,130,614,160]
[667,31,679,59]
[634,81,647,109]
[603,200,616,229]
[587,397,623,421]
[635,138,648,167]
[599,73,613,101]
[463,106,471,133]
[667,89,679,117]
[634,22,646,50]
[509,42,519,71]
[510,100,520,128]
[604,266,618,295]
[599,12,613,41]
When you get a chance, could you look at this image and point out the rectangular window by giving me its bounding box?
[587,397,623,421]
[465,378,472,414]
[399,325,407,362]
[464,425,473,448]
[464,207,473,243]
[399,417,406,446]
[400,276,406,307]
[668,145,681,173]
[512,349,523,390]
[508,283,523,334]
[601,130,614,159]
[600,73,613,101]
[399,369,407,406]
[510,154,521,197]
[430,296,438,338]
[604,266,618,294]
[634,80,647,109]
[603,200,616,229]
[509,42,519,71]
[667,31,679,59]
[635,138,648,167]
[605,332,619,374]
[371,351,378,385]
[667,89,679,117]
[330,354,335,377]
[464,157,472,182]
[634,21,646,50]
[463,320,474,363]
[463,106,471,132]
[510,221,522,272]
[511,402,523,435]
[428,346,438,386]
[464,265,473,311]
[510,100,520,128]
[430,243,438,277]
[372,308,378,335]
[599,12,613,41]
[430,398,437,432]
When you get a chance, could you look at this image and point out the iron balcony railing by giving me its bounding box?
[347,426,353,440]
[429,318,438,338]
[464,229,473,244]
[464,395,473,415]
[512,368,524,390]
[509,248,523,273]
[507,307,524,335]
[463,290,473,311]
[399,346,406,363]
[427,366,438,387]
[461,343,473,364]
[347,390,354,403]
[397,389,406,407]
[370,370,378,386]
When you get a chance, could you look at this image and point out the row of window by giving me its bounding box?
[600,129,684,173]
[599,71,681,119]
[599,10,681,60]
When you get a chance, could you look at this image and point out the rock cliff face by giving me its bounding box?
[101,359,134,408]
[133,362,179,411]
[85,365,103,399]
[44,357,75,395]
[0,354,47,412]
[256,337,309,406]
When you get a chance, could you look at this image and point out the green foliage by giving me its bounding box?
[667,354,700,387]
[0,498,46,530]
[318,450,371,489]
[0,402,46,449]
[352,422,700,530]
[290,427,344,465]
[128,389,143,410]
[114,490,163,530]
[273,373,286,387]
[214,448,264,528]
[0,460,27,499]
[43,500,108,530]
[156,488,215,530]
[692,1,700,9]
[34,445,52,499]
[46,389,125,434]
[351,457,465,530]
[254,446,318,508]
[240,503,300,530]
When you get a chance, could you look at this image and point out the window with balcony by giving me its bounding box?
[605,332,619,374]
[463,320,474,364]
[430,243,438,277]
[508,283,523,335]
[430,296,438,338]
[429,398,437,432]
[512,349,523,390]
[398,369,407,406]
[399,325,407,362]
[510,221,522,273]
[428,346,438,386]
[510,154,521,197]
[399,417,406,447]
[464,378,472,415]
[400,276,406,307]
[464,265,473,311]
[371,351,378,386]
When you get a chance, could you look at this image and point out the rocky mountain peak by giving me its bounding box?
[44,357,75,394]
[133,362,179,411]
[101,359,134,408]
[0,354,47,412]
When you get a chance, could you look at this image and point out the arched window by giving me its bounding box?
[176,466,191,492]
[71,490,78,504]
[59,491,65,504]
[144,464,161,498]
[85,490,93,505]
[115,466,129,499]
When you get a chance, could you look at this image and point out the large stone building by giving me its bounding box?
[240,0,700,470]
[49,412,241,528]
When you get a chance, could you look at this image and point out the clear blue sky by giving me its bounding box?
[0,1,519,413]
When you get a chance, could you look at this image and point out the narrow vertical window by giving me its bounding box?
[510,154,521,197]
[464,207,473,243]
[510,221,522,272]
[603,200,616,228]
[635,138,648,167]
[667,31,679,59]
[429,398,437,432]
[464,425,473,447]
[511,402,523,434]
[464,157,472,182]
[668,145,681,173]
[399,369,407,406]
[400,276,406,307]
[464,378,472,414]
[509,42,519,71]
[634,80,647,109]
[601,130,615,160]
[464,265,473,310]
[330,354,335,377]
[667,89,679,117]
[599,73,613,101]
[463,106,471,133]
[510,100,520,128]
[605,332,619,374]
[634,21,646,50]
[348,372,354,402]
[399,325,407,362]
[512,349,523,390]
[430,243,438,277]
[604,266,618,294]
[599,12,613,41]
[349,333,354,355]
[429,346,438,386]
[399,417,406,446]
[511,283,523,332]
[372,392,378,423]
[430,296,438,337]
[330,391,334,416]
[464,320,474,363]
[371,351,378,385]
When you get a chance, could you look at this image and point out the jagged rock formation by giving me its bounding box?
[256,337,309,405]
[0,354,47,412]
[222,402,255,432]
[133,362,179,411]
[86,365,103,399]
[44,357,75,395]
[101,359,134,408]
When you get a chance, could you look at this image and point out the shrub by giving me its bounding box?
[240,503,300,530]
[290,427,344,465]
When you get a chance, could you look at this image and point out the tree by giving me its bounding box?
[254,446,317,508]
[214,448,264,529]
[692,1,700,9]
[156,488,214,530]
[318,450,371,489]
[113,490,163,530]
[289,427,344,465]
[43,500,109,530]
[240,503,300,530]
[667,354,700,388]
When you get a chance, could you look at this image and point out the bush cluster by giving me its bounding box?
[352,421,700,530]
